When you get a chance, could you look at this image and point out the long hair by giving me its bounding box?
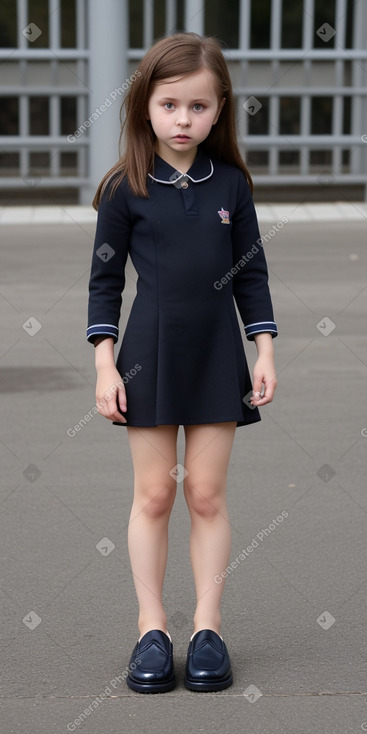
[92,32,253,209]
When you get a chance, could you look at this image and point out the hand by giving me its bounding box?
[250,354,277,407]
[96,367,127,423]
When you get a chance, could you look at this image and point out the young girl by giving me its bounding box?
[87,32,277,693]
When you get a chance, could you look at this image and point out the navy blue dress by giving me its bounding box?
[87,148,277,427]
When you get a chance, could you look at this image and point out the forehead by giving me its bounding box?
[151,68,218,98]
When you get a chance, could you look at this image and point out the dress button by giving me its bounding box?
[181,181,189,189]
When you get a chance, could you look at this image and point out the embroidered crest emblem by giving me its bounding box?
[217,207,230,224]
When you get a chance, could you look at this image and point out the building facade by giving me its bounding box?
[0,0,366,203]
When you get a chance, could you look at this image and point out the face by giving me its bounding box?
[147,68,225,162]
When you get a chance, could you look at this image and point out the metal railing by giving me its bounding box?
[0,0,89,195]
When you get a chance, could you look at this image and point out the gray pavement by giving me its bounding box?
[0,215,366,734]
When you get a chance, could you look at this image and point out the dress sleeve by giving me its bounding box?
[231,172,278,341]
[86,180,131,344]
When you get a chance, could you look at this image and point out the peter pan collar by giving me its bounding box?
[148,147,214,185]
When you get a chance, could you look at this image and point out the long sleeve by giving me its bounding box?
[231,173,278,340]
[86,180,131,344]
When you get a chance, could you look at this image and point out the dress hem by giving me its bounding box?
[112,414,261,428]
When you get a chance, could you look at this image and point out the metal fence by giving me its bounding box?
[0,0,89,197]
[0,0,366,202]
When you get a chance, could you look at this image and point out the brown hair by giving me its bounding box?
[92,32,253,209]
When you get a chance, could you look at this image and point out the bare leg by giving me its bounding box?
[183,422,237,636]
[126,424,179,639]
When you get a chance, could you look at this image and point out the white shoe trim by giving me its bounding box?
[190,630,223,641]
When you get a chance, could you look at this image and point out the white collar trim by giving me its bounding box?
[148,159,214,185]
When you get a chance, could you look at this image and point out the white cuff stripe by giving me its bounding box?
[86,324,119,341]
[245,321,277,328]
[87,323,118,329]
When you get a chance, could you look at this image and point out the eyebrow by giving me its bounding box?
[158,97,211,103]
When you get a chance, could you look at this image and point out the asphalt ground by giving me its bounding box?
[0,213,366,734]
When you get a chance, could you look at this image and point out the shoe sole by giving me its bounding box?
[183,674,233,692]
[126,674,176,693]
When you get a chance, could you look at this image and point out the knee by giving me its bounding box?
[135,483,176,519]
[184,478,224,519]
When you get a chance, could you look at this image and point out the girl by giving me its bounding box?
[87,32,277,693]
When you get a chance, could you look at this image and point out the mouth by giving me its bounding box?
[173,134,191,140]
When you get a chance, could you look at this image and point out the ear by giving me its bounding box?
[213,97,226,125]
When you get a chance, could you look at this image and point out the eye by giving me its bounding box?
[193,103,204,112]
[164,102,175,110]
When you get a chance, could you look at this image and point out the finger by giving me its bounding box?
[252,373,264,396]
[117,389,127,413]
[250,392,264,408]
[249,378,263,405]
[105,385,127,421]
[263,383,276,403]
[103,396,126,423]
[255,394,271,406]
[249,379,264,405]
[112,410,127,423]
[96,395,127,422]
[113,390,127,422]
[254,377,277,405]
[96,396,109,416]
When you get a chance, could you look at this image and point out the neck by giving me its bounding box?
[154,142,198,173]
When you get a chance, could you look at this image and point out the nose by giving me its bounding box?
[176,108,191,127]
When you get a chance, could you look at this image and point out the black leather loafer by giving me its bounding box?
[126,629,175,693]
[184,629,233,691]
